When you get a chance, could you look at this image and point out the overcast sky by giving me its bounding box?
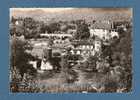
[10,8,132,21]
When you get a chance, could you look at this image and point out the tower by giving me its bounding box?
[42,47,52,60]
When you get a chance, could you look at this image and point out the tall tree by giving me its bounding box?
[75,21,90,39]
[48,22,60,33]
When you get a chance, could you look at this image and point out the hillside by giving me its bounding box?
[10,8,132,22]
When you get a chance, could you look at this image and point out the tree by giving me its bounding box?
[60,24,68,32]
[109,27,132,91]
[60,55,69,71]
[40,23,46,33]
[47,22,60,33]
[11,16,16,24]
[10,37,36,79]
[86,56,97,71]
[48,38,53,47]
[23,17,36,29]
[10,23,25,36]
[10,26,16,36]
[75,22,90,39]
[22,17,40,39]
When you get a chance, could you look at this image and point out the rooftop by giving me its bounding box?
[91,21,112,30]
[71,40,94,46]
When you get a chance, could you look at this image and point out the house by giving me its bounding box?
[14,18,24,26]
[71,40,95,57]
[89,21,111,39]
[110,30,119,39]
[94,38,102,52]
[90,28,111,40]
[40,59,53,70]
[40,33,73,39]
[89,20,119,41]
[113,20,129,31]
[70,39,103,57]
[29,61,37,69]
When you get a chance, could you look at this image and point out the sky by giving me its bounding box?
[10,8,75,13]
[10,8,132,13]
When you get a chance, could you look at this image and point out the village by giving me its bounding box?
[10,8,132,93]
[12,18,121,70]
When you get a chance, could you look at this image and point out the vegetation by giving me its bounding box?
[83,56,97,71]
[10,36,37,92]
[101,27,132,91]
[75,21,90,39]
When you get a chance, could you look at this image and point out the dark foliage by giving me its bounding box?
[10,37,37,78]
[75,21,90,39]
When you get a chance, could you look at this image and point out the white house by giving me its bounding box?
[89,21,119,40]
[110,31,119,39]
[89,29,111,40]
[40,59,53,70]
[29,61,37,69]
[94,39,102,52]
[71,40,96,57]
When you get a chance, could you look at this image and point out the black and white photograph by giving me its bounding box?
[9,8,133,93]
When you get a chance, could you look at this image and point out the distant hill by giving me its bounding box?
[10,8,132,22]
